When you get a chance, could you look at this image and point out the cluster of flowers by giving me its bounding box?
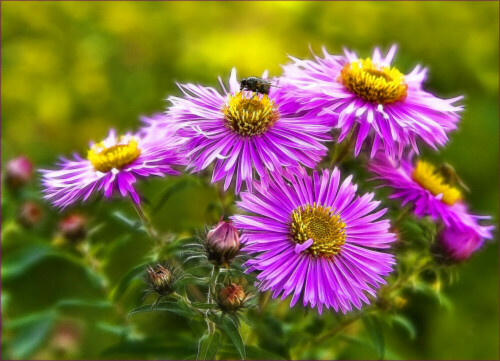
[42,45,493,314]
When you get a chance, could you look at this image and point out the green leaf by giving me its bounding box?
[413,283,454,309]
[219,315,246,360]
[1,244,103,288]
[197,330,221,360]
[97,322,130,337]
[112,263,148,302]
[56,298,113,309]
[363,315,385,360]
[128,301,195,318]
[190,302,216,310]
[5,310,57,359]
[238,313,254,328]
[112,211,145,233]
[1,292,10,313]
[389,315,416,340]
[1,244,53,280]
[174,276,211,289]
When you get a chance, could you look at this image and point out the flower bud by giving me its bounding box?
[434,226,483,263]
[147,264,174,296]
[49,321,81,357]
[206,220,240,266]
[4,156,33,190]
[18,201,43,228]
[217,283,246,313]
[58,214,87,243]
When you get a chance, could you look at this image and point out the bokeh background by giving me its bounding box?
[1,1,498,360]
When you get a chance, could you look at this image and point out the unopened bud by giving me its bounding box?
[206,220,240,266]
[18,201,43,228]
[147,264,174,296]
[433,226,483,264]
[58,214,87,243]
[217,283,246,313]
[4,156,33,190]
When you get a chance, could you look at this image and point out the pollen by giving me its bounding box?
[290,203,347,257]
[88,138,141,173]
[411,160,462,206]
[340,58,407,104]
[222,92,280,136]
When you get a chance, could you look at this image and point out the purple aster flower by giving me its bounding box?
[368,155,493,239]
[282,45,463,159]
[41,120,186,209]
[232,167,396,314]
[437,225,489,262]
[165,68,332,193]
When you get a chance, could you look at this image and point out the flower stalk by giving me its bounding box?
[132,201,159,241]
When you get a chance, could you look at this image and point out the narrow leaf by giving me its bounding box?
[112,211,145,233]
[363,315,385,360]
[219,315,246,360]
[129,301,194,318]
[197,330,221,360]
[56,299,113,309]
[1,245,53,280]
[112,263,148,302]
[390,315,416,340]
[5,310,57,359]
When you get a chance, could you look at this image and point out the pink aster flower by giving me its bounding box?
[368,155,493,239]
[41,121,186,209]
[282,45,463,159]
[232,167,396,314]
[165,68,332,193]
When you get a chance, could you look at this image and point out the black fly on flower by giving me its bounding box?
[239,76,272,95]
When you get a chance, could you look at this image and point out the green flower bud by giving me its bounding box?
[217,283,246,313]
[147,264,174,296]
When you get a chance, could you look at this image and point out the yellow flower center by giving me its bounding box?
[340,58,407,104]
[290,203,347,257]
[87,138,141,173]
[222,92,280,136]
[411,160,462,206]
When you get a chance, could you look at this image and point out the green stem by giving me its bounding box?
[393,206,412,227]
[132,201,159,241]
[206,266,220,334]
[80,238,130,327]
[330,130,355,167]
[313,308,376,346]
[387,259,434,294]
[217,182,228,217]
[172,292,204,315]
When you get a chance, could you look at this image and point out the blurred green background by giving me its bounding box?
[1,1,498,360]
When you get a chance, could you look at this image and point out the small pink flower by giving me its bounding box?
[4,156,33,189]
